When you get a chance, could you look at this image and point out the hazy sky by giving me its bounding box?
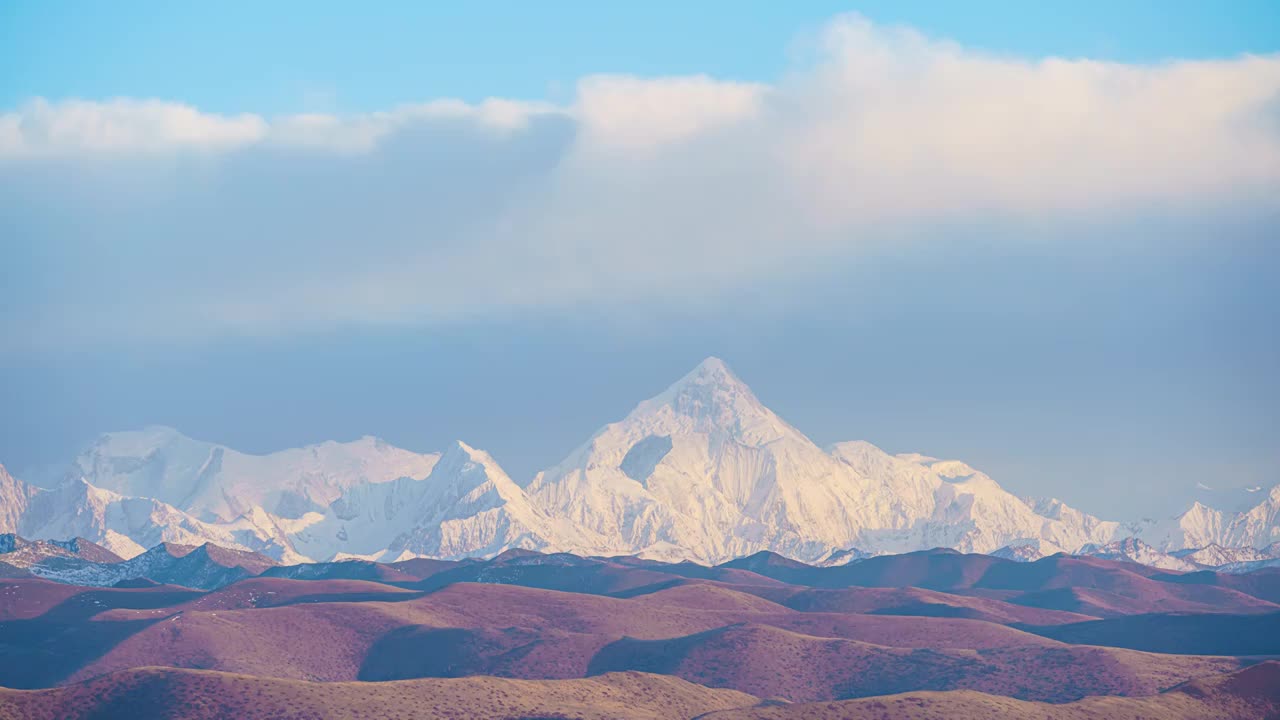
[2,3,1277,520]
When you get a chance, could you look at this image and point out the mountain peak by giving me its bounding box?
[441,439,484,462]
[678,356,742,389]
[581,355,815,452]
[638,357,769,427]
[88,425,197,453]
[432,441,520,494]
[694,355,730,374]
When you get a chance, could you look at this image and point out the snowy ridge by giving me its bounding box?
[1175,542,1280,567]
[815,547,875,567]
[19,541,278,589]
[1140,487,1280,552]
[17,478,305,562]
[70,427,440,521]
[3,357,1279,567]
[1077,537,1200,572]
[990,538,1068,562]
[0,464,37,534]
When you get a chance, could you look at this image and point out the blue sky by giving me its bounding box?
[1,4,1278,520]
[3,1,1278,113]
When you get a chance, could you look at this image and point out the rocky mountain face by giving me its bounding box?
[0,533,123,571]
[4,539,278,589]
[1176,542,1280,567]
[990,538,1069,562]
[2,358,1277,568]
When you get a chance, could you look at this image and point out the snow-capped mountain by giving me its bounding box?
[288,440,604,561]
[1077,537,1200,572]
[1173,542,1280,567]
[1215,557,1280,574]
[17,478,301,562]
[3,357,1278,567]
[1192,484,1272,513]
[386,441,605,559]
[833,446,1124,555]
[1140,486,1280,551]
[990,538,1068,562]
[816,547,875,566]
[523,357,1123,563]
[70,427,440,521]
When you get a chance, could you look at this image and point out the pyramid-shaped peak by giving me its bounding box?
[440,439,488,464]
[613,356,813,448]
[659,357,758,402]
[433,441,519,490]
[683,356,742,384]
[695,356,730,374]
[450,439,477,454]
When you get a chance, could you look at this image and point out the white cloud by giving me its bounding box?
[266,99,562,152]
[0,97,561,156]
[2,14,1278,347]
[774,18,1280,220]
[573,74,764,151]
[0,98,268,155]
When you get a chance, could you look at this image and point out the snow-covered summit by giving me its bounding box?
[630,356,805,446]
[524,357,1125,563]
[69,427,440,522]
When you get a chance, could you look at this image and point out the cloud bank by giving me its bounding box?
[3,16,1278,347]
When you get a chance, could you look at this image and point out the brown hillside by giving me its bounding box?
[700,661,1280,720]
[0,667,758,720]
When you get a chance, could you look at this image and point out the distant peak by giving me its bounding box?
[437,440,504,474]
[662,356,754,399]
[685,356,739,384]
[445,439,480,457]
[695,356,729,373]
[108,425,186,441]
[608,355,816,448]
[87,426,197,456]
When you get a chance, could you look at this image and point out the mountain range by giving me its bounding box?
[3,358,1277,566]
